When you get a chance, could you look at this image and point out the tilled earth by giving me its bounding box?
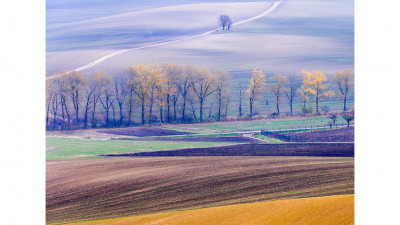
[107,143,354,157]
[47,157,354,224]
[264,127,354,142]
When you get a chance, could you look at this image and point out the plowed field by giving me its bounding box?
[108,143,354,157]
[47,157,354,224]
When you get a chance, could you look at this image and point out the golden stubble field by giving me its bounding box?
[69,194,354,225]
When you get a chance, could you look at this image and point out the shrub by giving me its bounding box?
[321,106,330,114]
[301,106,313,114]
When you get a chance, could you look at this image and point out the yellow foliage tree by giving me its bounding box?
[301,70,334,113]
[332,68,354,111]
[129,64,150,125]
[247,69,266,117]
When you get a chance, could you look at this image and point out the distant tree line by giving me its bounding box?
[46,63,354,130]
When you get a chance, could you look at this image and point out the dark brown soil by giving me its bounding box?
[263,127,354,142]
[105,143,354,157]
[97,127,193,137]
[46,157,354,224]
[119,136,264,144]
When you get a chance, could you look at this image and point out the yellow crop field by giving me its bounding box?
[69,194,354,225]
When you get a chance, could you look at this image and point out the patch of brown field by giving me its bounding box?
[46,157,353,224]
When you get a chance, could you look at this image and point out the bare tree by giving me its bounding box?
[332,69,354,111]
[285,75,302,116]
[163,63,183,122]
[66,71,86,127]
[214,69,231,120]
[192,67,216,122]
[90,71,108,128]
[238,83,244,117]
[219,15,232,30]
[46,79,55,129]
[269,74,287,116]
[83,75,95,129]
[113,72,129,126]
[56,74,71,129]
[180,65,195,121]
[100,78,114,127]
[126,72,136,125]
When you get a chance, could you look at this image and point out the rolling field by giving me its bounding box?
[47,157,353,224]
[46,0,354,224]
[68,194,354,225]
[47,0,354,117]
[46,137,238,160]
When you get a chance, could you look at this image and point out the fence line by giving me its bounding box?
[260,123,354,142]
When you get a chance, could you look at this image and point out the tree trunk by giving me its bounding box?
[209,104,213,119]
[315,91,319,113]
[119,102,123,126]
[249,98,253,117]
[91,97,97,128]
[105,107,109,127]
[343,95,347,111]
[239,98,242,117]
[182,96,186,121]
[199,98,204,122]
[84,99,90,129]
[52,97,58,131]
[141,98,145,125]
[173,96,178,121]
[149,100,154,123]
[217,92,222,120]
[112,103,116,127]
[276,101,280,116]
[160,107,163,123]
[46,103,50,129]
[290,99,293,116]
[167,94,170,123]
[128,90,134,125]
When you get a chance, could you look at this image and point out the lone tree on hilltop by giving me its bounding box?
[219,15,232,30]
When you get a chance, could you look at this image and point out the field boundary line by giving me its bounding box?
[46,1,282,79]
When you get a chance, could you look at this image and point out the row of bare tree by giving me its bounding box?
[46,63,231,130]
[46,63,354,130]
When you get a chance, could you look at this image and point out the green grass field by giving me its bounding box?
[46,137,238,160]
[167,116,353,133]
